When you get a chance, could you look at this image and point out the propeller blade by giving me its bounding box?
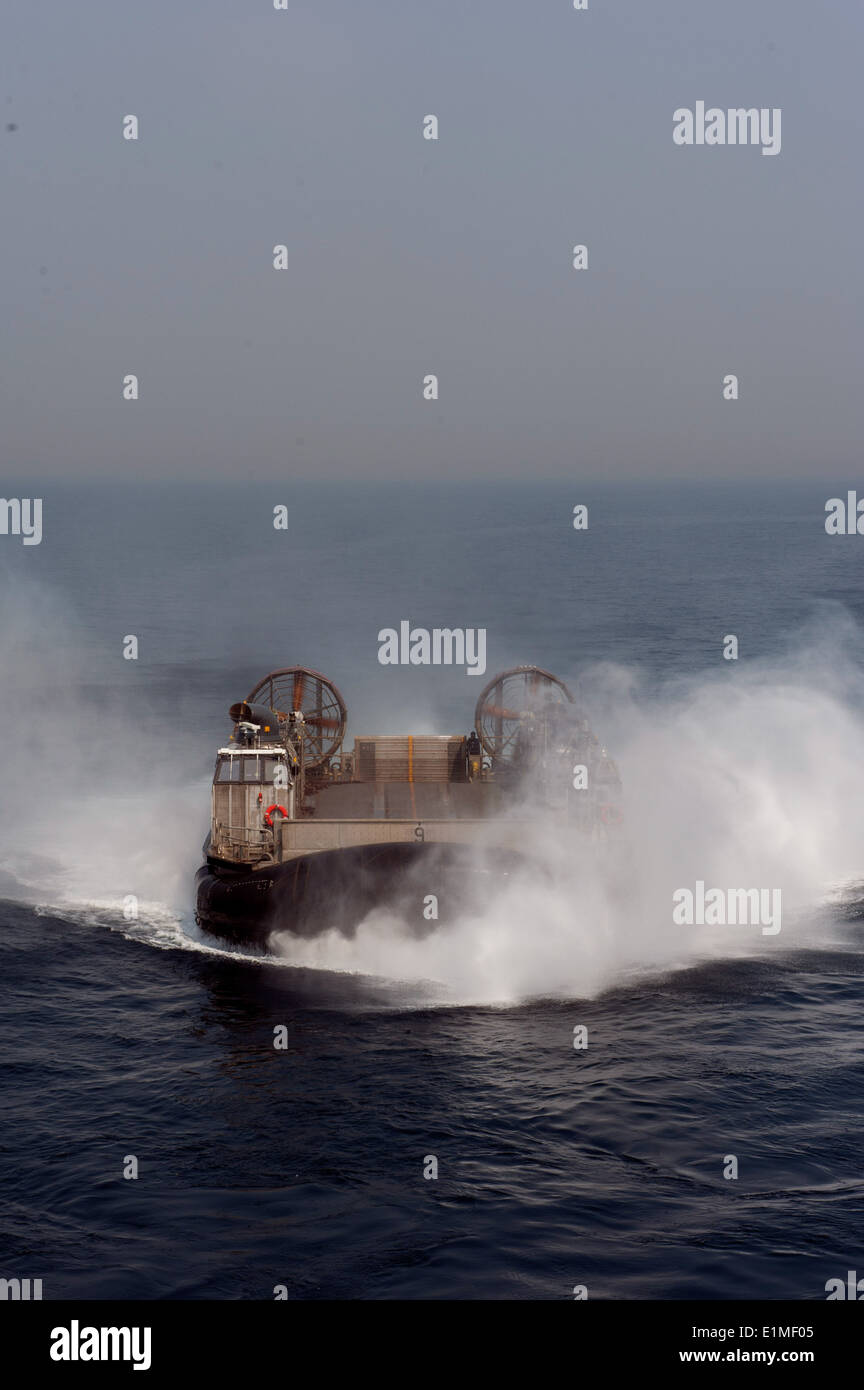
[483,704,531,720]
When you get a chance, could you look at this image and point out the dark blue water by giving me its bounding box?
[2,480,863,1299]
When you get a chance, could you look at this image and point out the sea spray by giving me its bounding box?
[3,577,864,999]
[272,611,864,999]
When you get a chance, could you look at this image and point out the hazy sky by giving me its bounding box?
[2,0,862,481]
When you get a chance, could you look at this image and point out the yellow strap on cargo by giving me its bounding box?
[407,736,417,819]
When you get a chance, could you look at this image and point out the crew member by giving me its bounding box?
[466,730,482,780]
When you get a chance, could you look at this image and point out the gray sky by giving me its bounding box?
[2,0,862,480]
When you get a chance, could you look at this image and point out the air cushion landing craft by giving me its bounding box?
[194,665,622,946]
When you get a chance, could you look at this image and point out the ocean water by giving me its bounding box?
[1,478,863,1299]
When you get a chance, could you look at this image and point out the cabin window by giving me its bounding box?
[215,755,286,784]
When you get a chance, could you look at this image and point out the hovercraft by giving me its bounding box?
[194,665,622,946]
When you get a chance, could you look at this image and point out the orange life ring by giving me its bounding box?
[600,804,623,825]
[264,804,290,827]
